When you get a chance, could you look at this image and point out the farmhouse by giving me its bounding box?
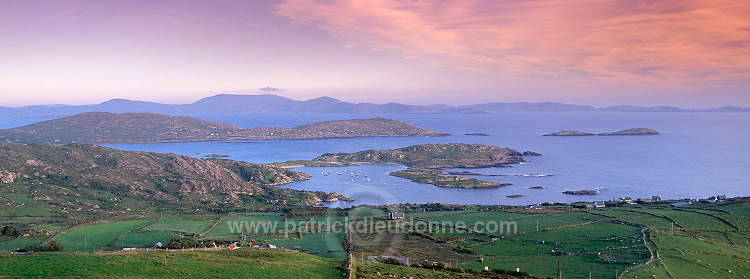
[526,204,543,210]
[388,212,405,219]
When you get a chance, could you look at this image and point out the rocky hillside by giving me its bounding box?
[314,143,530,169]
[0,112,448,144]
[0,143,346,215]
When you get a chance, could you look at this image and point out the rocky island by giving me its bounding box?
[563,190,599,195]
[0,112,449,144]
[597,128,660,136]
[297,143,541,188]
[544,128,659,136]
[543,131,595,136]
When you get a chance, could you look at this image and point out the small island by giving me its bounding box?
[543,131,595,136]
[597,128,660,136]
[544,128,659,136]
[465,133,490,136]
[563,190,599,195]
[529,186,545,189]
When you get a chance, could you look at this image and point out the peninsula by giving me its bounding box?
[0,112,448,144]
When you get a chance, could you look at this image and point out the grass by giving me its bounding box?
[55,220,152,252]
[469,222,645,257]
[0,249,343,278]
[0,236,47,251]
[356,260,480,279]
[142,219,214,234]
[115,231,178,248]
[204,215,286,237]
[264,231,346,256]
[638,208,736,230]
[458,255,628,279]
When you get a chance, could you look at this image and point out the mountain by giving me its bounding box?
[702,106,750,112]
[0,112,449,144]
[464,102,597,111]
[1,94,748,114]
[0,94,483,115]
[0,143,347,214]
[598,105,698,112]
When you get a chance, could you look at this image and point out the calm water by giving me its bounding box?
[5,112,749,206]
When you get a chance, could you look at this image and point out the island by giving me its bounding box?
[465,133,490,136]
[543,131,595,136]
[0,112,449,144]
[597,128,660,136]
[563,190,599,195]
[294,143,541,188]
[544,128,659,136]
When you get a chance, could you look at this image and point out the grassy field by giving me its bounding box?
[2,199,749,278]
[55,220,152,252]
[0,249,343,278]
[115,231,178,248]
[204,214,285,237]
[142,219,214,234]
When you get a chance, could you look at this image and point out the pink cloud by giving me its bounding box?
[276,0,750,84]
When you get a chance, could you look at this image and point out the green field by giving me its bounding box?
[115,231,178,248]
[204,214,286,237]
[0,249,342,278]
[55,220,152,252]
[2,199,750,278]
[142,219,214,234]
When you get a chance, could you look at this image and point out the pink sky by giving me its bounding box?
[1,0,749,108]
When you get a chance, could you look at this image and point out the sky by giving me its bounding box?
[1,0,749,108]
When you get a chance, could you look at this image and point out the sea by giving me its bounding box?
[2,112,748,207]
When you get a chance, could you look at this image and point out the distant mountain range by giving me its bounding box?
[1,94,748,115]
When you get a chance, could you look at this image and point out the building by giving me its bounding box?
[650,196,662,201]
[388,212,405,219]
[594,202,606,208]
[526,204,543,210]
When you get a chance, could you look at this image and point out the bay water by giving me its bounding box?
[4,112,748,207]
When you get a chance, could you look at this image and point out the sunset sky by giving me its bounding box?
[1,0,749,108]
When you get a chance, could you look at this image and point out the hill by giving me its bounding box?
[0,143,347,215]
[0,112,448,144]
